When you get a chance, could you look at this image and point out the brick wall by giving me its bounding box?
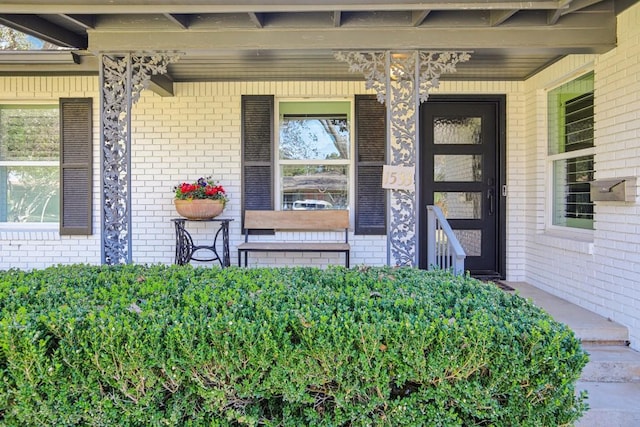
[1,77,526,271]
[522,2,640,349]
[0,76,101,269]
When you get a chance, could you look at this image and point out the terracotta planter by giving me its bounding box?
[174,199,225,220]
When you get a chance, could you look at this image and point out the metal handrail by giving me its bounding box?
[426,205,466,275]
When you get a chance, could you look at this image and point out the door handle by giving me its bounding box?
[487,188,495,216]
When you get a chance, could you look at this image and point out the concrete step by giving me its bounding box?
[576,382,640,427]
[500,283,640,426]
[581,345,640,383]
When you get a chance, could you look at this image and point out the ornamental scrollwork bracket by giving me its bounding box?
[100,52,181,265]
[335,50,471,267]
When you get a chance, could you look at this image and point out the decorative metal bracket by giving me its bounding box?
[335,50,471,267]
[100,52,180,265]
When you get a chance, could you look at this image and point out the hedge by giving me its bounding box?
[0,265,588,426]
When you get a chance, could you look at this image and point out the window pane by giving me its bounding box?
[0,105,59,161]
[434,117,482,145]
[434,155,482,182]
[552,156,594,229]
[279,116,350,160]
[281,165,348,210]
[1,166,60,223]
[548,72,594,155]
[434,192,482,219]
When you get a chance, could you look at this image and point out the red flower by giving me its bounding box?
[180,183,197,193]
[174,176,228,202]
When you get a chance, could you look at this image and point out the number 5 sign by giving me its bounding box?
[382,165,415,190]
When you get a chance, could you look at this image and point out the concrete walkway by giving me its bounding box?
[501,281,640,427]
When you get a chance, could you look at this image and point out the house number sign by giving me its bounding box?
[382,165,415,190]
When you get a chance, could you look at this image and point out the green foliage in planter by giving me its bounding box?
[0,265,588,426]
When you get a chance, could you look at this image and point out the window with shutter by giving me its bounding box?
[241,95,274,231]
[240,94,387,236]
[60,98,92,235]
[355,95,387,235]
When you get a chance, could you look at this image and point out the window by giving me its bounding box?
[277,101,351,210]
[548,72,595,230]
[241,95,385,235]
[0,104,60,224]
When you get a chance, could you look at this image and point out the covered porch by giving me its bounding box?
[1,0,639,353]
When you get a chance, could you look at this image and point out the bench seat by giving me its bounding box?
[238,242,350,252]
[238,210,350,267]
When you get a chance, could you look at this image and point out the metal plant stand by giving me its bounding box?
[172,218,233,267]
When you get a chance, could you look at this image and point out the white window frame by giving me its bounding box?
[544,69,595,236]
[274,97,354,212]
[0,101,60,230]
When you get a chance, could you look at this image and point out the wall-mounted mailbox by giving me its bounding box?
[590,177,637,202]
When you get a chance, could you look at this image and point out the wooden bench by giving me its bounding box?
[237,210,350,267]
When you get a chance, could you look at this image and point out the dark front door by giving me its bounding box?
[419,96,505,279]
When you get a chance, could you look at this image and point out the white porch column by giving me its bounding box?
[335,51,470,267]
[99,53,179,265]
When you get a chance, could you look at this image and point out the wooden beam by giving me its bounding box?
[548,0,573,24]
[164,14,190,29]
[149,73,175,97]
[411,10,431,26]
[490,10,518,26]
[248,12,264,28]
[0,1,573,14]
[59,14,95,29]
[88,22,617,54]
[562,0,607,14]
[333,11,342,27]
[0,14,87,48]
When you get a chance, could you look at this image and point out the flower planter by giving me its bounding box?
[174,199,225,220]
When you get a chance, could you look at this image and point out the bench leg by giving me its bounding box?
[237,250,249,267]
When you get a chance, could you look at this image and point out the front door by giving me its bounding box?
[419,96,505,279]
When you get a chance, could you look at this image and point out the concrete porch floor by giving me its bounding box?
[502,281,629,344]
[501,281,640,426]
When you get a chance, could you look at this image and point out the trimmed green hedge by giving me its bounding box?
[0,265,587,426]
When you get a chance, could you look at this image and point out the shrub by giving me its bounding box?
[0,265,588,426]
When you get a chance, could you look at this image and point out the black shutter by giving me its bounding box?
[355,95,386,235]
[59,98,92,236]
[241,95,274,231]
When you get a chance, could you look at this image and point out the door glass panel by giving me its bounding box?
[435,192,482,219]
[453,230,482,256]
[434,155,482,182]
[433,117,482,145]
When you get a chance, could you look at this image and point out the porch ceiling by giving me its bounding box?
[0,0,637,82]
